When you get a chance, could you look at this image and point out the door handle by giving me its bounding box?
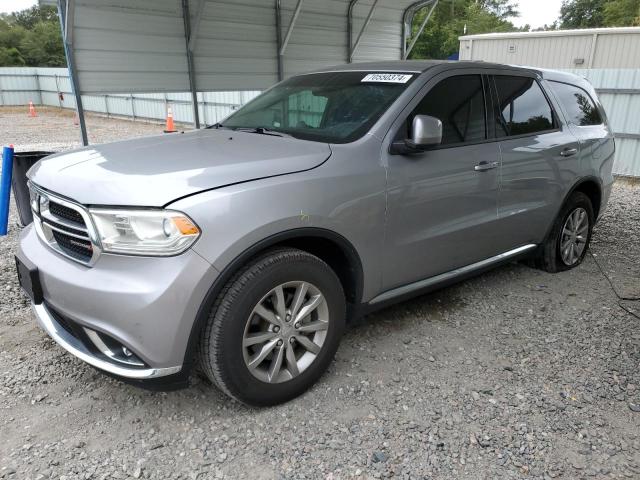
[560,147,578,157]
[474,161,499,172]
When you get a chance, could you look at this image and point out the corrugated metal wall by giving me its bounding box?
[0,67,260,125]
[62,0,419,94]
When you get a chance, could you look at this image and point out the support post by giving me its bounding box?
[54,75,62,107]
[279,0,304,56]
[275,0,284,81]
[57,0,88,146]
[346,0,359,63]
[402,0,437,59]
[404,0,438,59]
[349,0,379,63]
[0,145,15,236]
[182,0,200,129]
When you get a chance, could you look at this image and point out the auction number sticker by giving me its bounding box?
[361,73,413,83]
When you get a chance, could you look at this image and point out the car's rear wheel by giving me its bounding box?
[534,191,594,273]
[198,248,346,406]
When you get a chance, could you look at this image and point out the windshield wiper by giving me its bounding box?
[232,127,292,138]
[205,122,229,129]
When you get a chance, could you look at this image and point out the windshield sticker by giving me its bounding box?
[361,73,413,84]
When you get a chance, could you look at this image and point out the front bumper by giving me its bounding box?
[31,303,181,379]
[18,224,218,379]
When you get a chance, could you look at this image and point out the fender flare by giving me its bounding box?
[181,227,364,372]
[541,175,603,243]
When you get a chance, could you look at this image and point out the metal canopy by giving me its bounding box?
[43,0,437,143]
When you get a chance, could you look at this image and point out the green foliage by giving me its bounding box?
[10,5,59,30]
[0,5,65,67]
[408,0,521,60]
[560,0,607,28]
[0,47,25,66]
[560,0,640,28]
[603,0,640,26]
[20,21,66,66]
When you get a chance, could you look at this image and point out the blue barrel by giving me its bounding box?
[0,145,15,235]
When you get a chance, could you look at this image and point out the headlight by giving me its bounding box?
[89,209,200,256]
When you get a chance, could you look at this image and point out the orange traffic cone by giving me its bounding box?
[28,101,37,117]
[164,107,177,133]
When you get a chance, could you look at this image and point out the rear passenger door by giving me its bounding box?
[546,80,611,164]
[489,73,581,251]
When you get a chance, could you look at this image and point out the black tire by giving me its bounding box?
[534,191,594,273]
[198,248,346,406]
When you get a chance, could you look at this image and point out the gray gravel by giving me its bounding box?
[1,106,180,152]
[1,109,639,479]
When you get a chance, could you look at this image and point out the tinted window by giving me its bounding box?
[410,75,486,145]
[221,71,415,143]
[493,76,555,137]
[549,81,603,126]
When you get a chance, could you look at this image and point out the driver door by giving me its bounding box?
[382,71,503,291]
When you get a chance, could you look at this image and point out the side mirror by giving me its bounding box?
[389,115,443,155]
[408,115,442,148]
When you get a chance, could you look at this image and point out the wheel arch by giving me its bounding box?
[182,227,364,372]
[570,177,602,219]
[542,176,602,244]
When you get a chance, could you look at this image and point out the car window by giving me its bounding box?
[409,74,486,146]
[287,90,328,128]
[221,71,416,143]
[493,76,555,137]
[549,81,603,126]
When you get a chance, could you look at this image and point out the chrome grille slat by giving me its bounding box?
[40,210,89,234]
[42,220,92,241]
[28,182,102,267]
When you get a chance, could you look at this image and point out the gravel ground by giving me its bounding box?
[1,108,639,479]
[1,106,182,152]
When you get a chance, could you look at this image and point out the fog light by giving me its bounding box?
[83,327,145,367]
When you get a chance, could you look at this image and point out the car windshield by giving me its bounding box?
[218,71,416,143]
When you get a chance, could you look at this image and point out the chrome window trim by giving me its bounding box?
[29,182,102,267]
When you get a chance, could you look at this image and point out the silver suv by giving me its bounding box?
[16,61,614,405]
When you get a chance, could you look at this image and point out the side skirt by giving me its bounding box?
[364,244,537,312]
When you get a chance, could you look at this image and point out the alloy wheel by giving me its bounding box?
[560,207,589,266]
[242,281,329,383]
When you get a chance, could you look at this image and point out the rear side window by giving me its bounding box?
[549,81,603,126]
[410,74,486,146]
[493,76,555,137]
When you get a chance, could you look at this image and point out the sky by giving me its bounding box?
[0,0,37,15]
[1,0,564,29]
[511,0,563,29]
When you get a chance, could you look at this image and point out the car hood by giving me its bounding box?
[28,129,332,206]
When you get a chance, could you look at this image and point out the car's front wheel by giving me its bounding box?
[198,248,346,406]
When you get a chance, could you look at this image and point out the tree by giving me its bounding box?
[603,0,640,26]
[20,21,65,66]
[560,0,607,28]
[408,0,521,60]
[0,5,65,67]
[10,5,59,30]
[560,0,640,28]
[0,47,25,66]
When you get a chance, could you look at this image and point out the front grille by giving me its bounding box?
[49,201,85,225]
[52,231,93,261]
[29,183,99,266]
